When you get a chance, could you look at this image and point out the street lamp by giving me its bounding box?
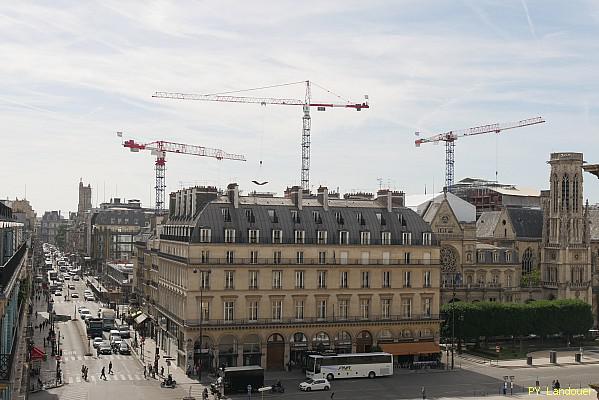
[193,268,211,381]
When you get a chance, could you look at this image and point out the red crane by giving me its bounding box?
[153,80,369,191]
[120,134,246,212]
[415,116,545,191]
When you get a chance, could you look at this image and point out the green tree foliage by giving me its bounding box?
[441,299,593,343]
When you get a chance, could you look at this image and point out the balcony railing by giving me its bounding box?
[0,242,27,292]
[160,252,439,267]
[183,313,440,327]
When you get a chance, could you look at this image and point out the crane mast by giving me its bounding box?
[121,136,246,212]
[153,80,369,191]
[415,117,545,191]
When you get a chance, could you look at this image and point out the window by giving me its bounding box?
[295,271,304,289]
[200,301,210,321]
[506,274,512,288]
[381,299,391,319]
[318,251,326,264]
[478,251,485,262]
[361,252,369,265]
[200,271,210,289]
[248,301,258,322]
[199,228,211,243]
[294,230,305,244]
[250,251,258,264]
[249,270,259,289]
[359,298,370,319]
[402,298,412,318]
[291,210,300,223]
[317,230,327,244]
[340,271,348,288]
[423,270,431,288]
[382,271,391,288]
[404,271,411,287]
[422,232,432,246]
[313,210,322,223]
[317,300,327,319]
[335,211,344,224]
[492,274,499,286]
[224,228,235,244]
[339,231,349,245]
[338,299,349,319]
[272,300,282,321]
[221,208,231,222]
[272,229,282,244]
[273,251,281,264]
[381,232,391,245]
[225,271,235,289]
[404,252,411,264]
[402,232,412,245]
[272,270,282,289]
[361,271,370,288]
[226,251,234,264]
[268,209,278,223]
[201,250,209,264]
[376,212,386,226]
[466,252,472,262]
[295,300,304,320]
[423,298,431,317]
[505,251,512,262]
[248,229,259,244]
[296,251,304,264]
[317,271,327,289]
[245,209,255,223]
[493,252,499,262]
[360,231,371,245]
[224,301,234,321]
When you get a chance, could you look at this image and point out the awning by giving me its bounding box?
[380,342,440,356]
[30,346,45,360]
[130,310,142,319]
[134,313,149,325]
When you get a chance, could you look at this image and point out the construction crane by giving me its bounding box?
[153,80,369,191]
[119,134,246,212]
[415,116,545,192]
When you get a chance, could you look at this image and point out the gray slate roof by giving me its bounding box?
[589,209,599,241]
[476,211,501,238]
[506,207,543,239]
[92,209,150,227]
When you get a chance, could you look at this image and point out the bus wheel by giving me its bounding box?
[326,374,334,381]
[368,371,376,379]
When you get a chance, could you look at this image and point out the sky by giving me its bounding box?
[1,0,599,214]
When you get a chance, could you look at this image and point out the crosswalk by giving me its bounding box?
[65,373,146,384]
[61,354,134,362]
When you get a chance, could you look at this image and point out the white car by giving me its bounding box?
[299,378,330,392]
[92,337,104,349]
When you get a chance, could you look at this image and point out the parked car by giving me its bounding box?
[54,291,62,296]
[119,342,131,355]
[73,275,80,281]
[299,378,330,392]
[71,293,79,298]
[99,341,112,355]
[92,337,104,349]
[64,275,70,281]
[68,284,75,290]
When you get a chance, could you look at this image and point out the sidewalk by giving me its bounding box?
[129,333,211,399]
[493,349,599,369]
[30,290,64,391]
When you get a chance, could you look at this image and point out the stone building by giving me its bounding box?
[134,184,441,372]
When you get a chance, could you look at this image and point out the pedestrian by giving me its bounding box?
[43,338,46,348]
[143,365,147,379]
[84,366,88,381]
[422,386,426,399]
[331,392,335,399]
[81,364,85,378]
[109,361,113,374]
[551,380,556,390]
[100,366,107,380]
[203,388,208,400]
[555,380,560,390]
[160,366,164,376]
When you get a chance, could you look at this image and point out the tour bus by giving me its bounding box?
[48,270,58,282]
[305,352,393,380]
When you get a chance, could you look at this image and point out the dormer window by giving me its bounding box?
[312,211,322,223]
[317,230,327,244]
[268,209,278,223]
[422,232,432,246]
[376,212,386,226]
[291,210,300,223]
[360,232,370,245]
[402,232,412,245]
[335,211,344,224]
[294,230,305,244]
[221,208,231,222]
[248,229,260,244]
[272,229,282,244]
[381,232,391,245]
[356,212,365,225]
[245,209,255,223]
[478,251,485,262]
[505,251,512,262]
[224,229,236,244]
[199,228,211,243]
[339,231,349,245]
[493,251,499,262]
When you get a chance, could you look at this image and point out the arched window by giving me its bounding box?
[553,174,559,213]
[522,248,534,275]
[562,174,570,210]
[573,175,579,212]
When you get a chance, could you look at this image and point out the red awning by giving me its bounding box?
[380,342,440,356]
[30,346,45,360]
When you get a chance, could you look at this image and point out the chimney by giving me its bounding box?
[286,186,303,210]
[376,189,392,212]
[391,191,405,207]
[317,186,329,210]
[227,183,239,209]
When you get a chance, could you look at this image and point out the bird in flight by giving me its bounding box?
[252,180,268,186]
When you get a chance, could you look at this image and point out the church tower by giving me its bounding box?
[78,179,92,215]
[541,153,591,302]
